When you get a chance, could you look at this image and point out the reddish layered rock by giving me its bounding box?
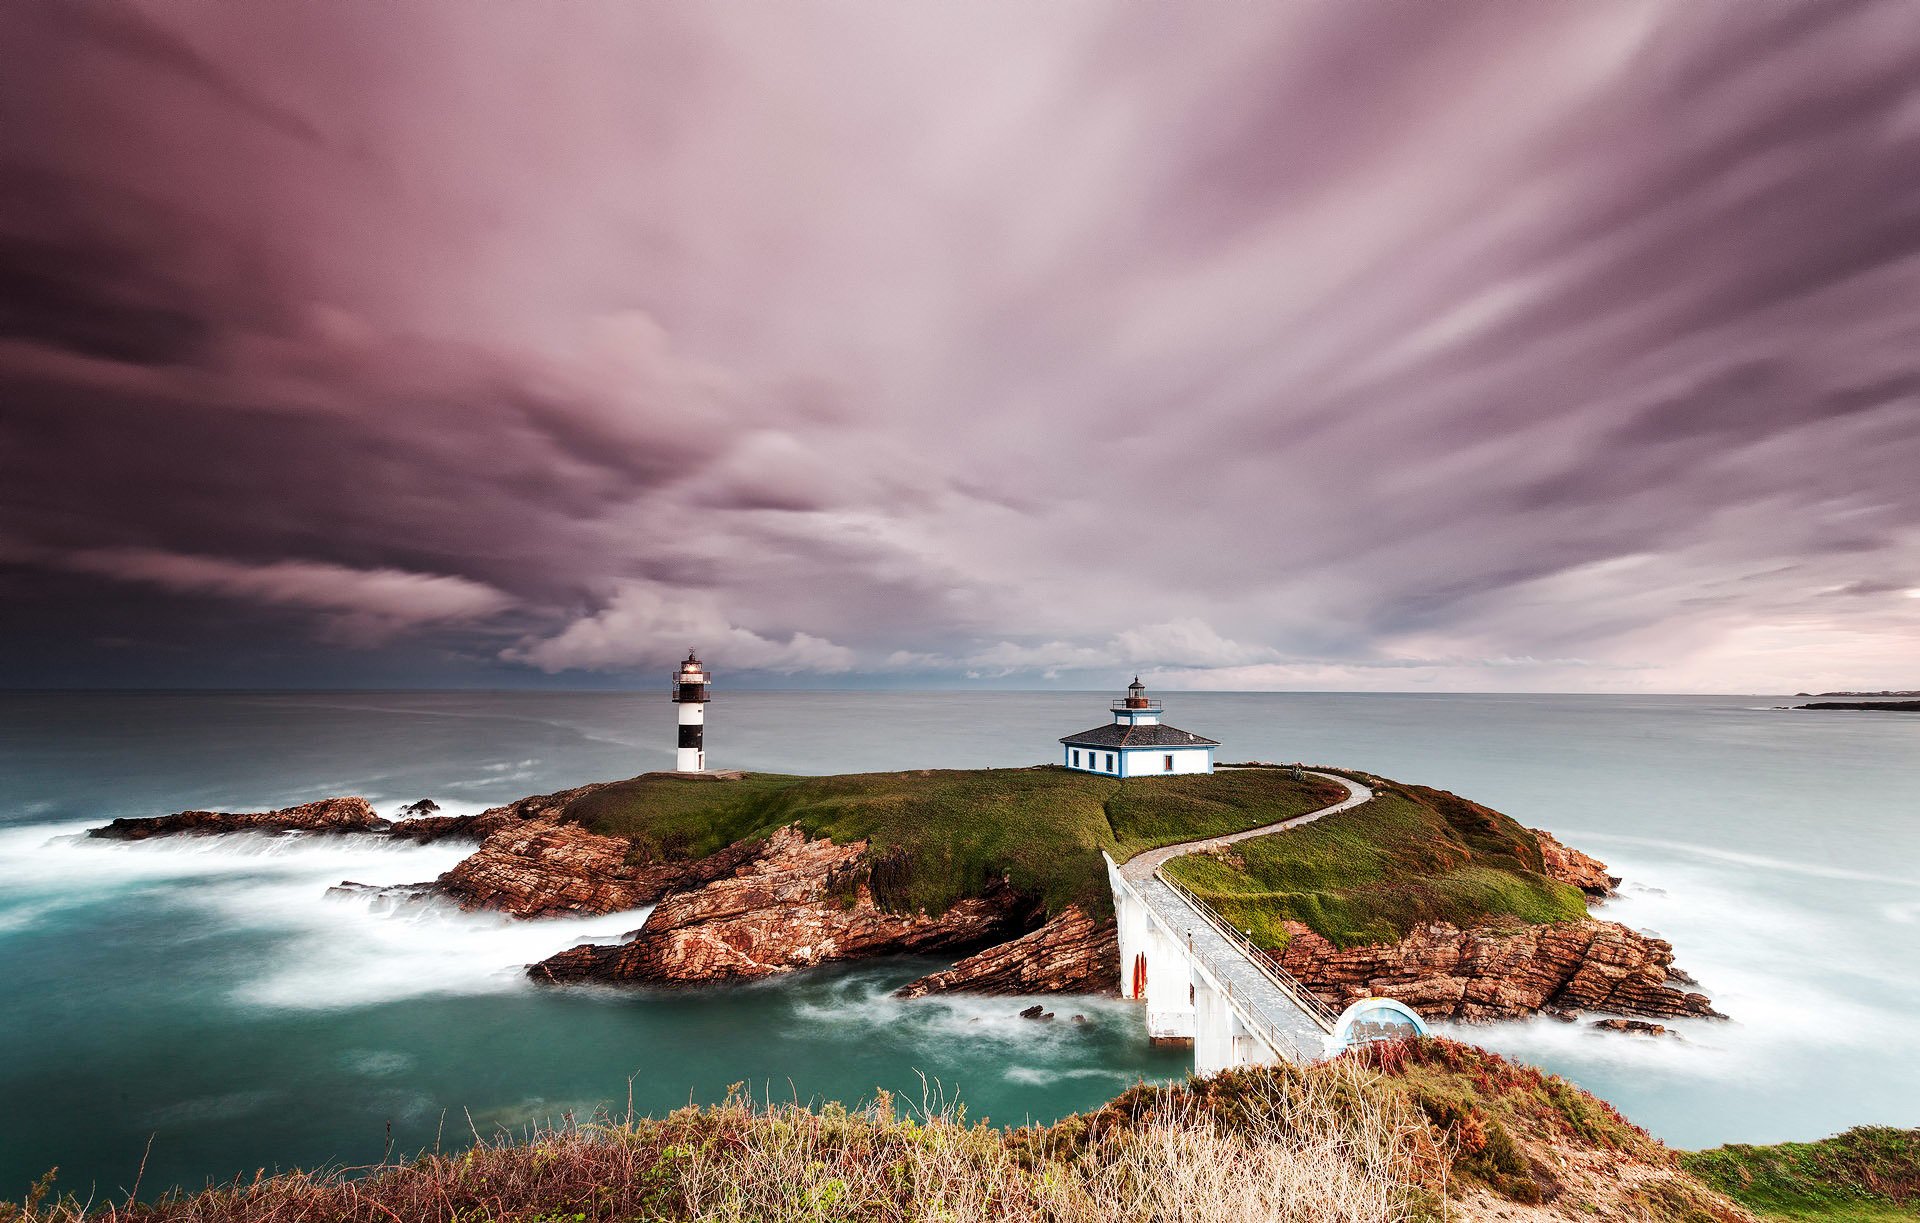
[387,782,613,847]
[895,906,1117,998]
[432,820,765,919]
[531,826,1028,986]
[91,796,386,840]
[1275,919,1721,1022]
[1534,828,1621,897]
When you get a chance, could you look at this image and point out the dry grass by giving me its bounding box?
[4,1062,1440,1223]
[8,1040,1775,1223]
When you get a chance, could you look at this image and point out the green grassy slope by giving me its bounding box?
[562,766,1348,917]
[1683,1128,1920,1220]
[1160,777,1590,950]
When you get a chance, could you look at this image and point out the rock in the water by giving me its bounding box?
[326,880,434,914]
[895,906,1117,998]
[529,826,1026,986]
[90,797,386,840]
[1593,1018,1672,1036]
[1534,828,1621,897]
[1275,919,1722,1022]
[399,799,440,816]
[89,794,516,845]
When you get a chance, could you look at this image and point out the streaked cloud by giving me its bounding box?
[1,1,1916,690]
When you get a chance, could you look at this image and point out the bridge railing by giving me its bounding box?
[1153,869,1341,1032]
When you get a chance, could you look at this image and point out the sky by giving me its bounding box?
[2,2,1918,693]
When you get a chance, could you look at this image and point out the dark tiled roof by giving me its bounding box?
[1059,722,1220,748]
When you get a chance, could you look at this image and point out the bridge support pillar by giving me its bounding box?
[1144,923,1195,1043]
[1193,978,1276,1075]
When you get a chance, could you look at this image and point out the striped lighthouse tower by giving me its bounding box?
[670,649,711,772]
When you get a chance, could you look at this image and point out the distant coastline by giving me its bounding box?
[1795,700,1920,711]
[1793,689,1920,697]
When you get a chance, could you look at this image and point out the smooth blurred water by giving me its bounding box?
[0,690,1915,1199]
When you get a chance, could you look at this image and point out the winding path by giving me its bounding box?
[1119,768,1375,882]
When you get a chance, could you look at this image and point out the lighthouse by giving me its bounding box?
[670,649,711,772]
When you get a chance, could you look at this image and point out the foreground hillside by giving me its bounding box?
[3,1039,1775,1223]
[1684,1127,1920,1220]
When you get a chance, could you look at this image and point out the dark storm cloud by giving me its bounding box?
[1,0,1917,691]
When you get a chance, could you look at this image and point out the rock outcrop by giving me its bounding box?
[91,796,387,840]
[531,826,1029,986]
[89,795,538,844]
[435,819,766,919]
[1275,918,1721,1022]
[895,906,1117,998]
[1534,828,1621,897]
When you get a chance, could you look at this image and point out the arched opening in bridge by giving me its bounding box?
[1328,997,1429,1053]
[1130,952,1146,1000]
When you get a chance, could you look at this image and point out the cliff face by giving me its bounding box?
[531,826,1030,986]
[1275,919,1721,1021]
[1534,828,1621,897]
[895,906,1117,998]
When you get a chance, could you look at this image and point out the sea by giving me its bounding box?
[1,690,1915,1199]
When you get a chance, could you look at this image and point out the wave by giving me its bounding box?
[0,818,654,1009]
[1556,830,1920,889]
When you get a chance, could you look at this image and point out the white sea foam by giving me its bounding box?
[1003,1065,1136,1086]
[341,1049,416,1077]
[0,818,651,1010]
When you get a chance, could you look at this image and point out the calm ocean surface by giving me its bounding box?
[1,690,1916,1198]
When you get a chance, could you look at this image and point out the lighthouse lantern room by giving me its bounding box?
[671,649,711,772]
[1059,677,1218,777]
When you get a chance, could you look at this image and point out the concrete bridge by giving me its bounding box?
[1107,770,1389,1073]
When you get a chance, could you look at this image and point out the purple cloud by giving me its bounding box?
[1,1,1917,691]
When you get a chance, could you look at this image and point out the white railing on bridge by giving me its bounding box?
[1153,869,1340,1032]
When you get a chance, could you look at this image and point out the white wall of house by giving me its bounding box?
[1118,746,1213,777]
[1065,744,1213,776]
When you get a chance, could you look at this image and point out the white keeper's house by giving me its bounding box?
[1060,678,1218,777]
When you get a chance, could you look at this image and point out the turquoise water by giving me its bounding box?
[1,691,1916,1199]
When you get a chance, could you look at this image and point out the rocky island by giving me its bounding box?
[87,765,1718,1025]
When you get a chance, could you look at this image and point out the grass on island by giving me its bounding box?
[562,766,1348,918]
[1160,776,1590,951]
[1683,1127,1920,1220]
[0,1039,1764,1223]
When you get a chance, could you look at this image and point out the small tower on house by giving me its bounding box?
[1059,677,1218,777]
[670,649,711,772]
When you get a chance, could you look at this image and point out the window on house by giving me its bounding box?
[1106,753,1115,771]
[1072,750,1080,767]
[1164,754,1174,772]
